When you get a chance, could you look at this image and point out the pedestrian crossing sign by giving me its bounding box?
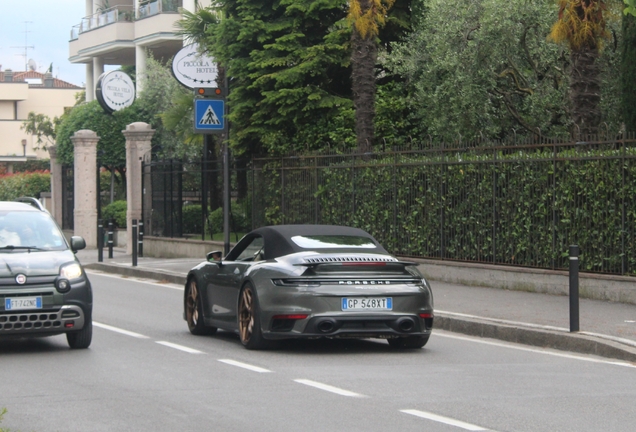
[194,99,225,133]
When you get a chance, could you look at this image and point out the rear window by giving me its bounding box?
[291,235,376,249]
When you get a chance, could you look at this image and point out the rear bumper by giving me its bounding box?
[263,313,434,340]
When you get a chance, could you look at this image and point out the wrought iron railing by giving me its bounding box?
[140,133,636,276]
[252,133,636,276]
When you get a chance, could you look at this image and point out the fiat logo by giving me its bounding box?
[15,274,27,285]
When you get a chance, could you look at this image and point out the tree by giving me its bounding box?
[21,112,60,150]
[178,0,353,156]
[135,55,198,159]
[549,0,611,135]
[348,0,395,152]
[385,0,571,141]
[622,9,636,132]
[54,100,140,186]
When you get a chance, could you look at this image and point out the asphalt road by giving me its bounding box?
[2,271,636,432]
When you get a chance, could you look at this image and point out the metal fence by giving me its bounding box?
[61,165,74,230]
[141,158,251,240]
[251,134,636,276]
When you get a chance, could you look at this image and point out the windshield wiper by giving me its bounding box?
[0,245,44,252]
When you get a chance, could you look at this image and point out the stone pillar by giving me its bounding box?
[123,122,154,254]
[48,145,64,226]
[71,130,99,247]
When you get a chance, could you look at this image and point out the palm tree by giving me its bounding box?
[348,0,395,152]
[549,0,610,135]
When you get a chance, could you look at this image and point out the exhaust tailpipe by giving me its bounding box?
[396,317,415,332]
[317,319,336,333]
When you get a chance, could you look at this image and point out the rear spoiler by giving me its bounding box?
[294,260,418,268]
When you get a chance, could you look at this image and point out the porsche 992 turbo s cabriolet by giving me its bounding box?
[183,225,434,350]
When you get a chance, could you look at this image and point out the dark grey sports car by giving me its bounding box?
[183,225,434,350]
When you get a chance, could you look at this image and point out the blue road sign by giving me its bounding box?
[194,99,225,133]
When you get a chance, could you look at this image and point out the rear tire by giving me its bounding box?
[238,283,270,350]
[387,334,430,349]
[67,320,92,349]
[185,278,217,336]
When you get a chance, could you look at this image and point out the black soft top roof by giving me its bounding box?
[229,225,388,260]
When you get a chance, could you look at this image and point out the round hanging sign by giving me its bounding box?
[95,70,136,113]
[171,44,218,89]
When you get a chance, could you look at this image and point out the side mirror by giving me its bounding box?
[70,236,86,252]
[206,250,223,263]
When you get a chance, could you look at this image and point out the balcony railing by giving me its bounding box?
[70,5,134,40]
[138,0,182,19]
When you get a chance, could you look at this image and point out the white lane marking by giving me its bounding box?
[401,410,490,431]
[294,379,365,398]
[93,321,149,339]
[86,270,184,290]
[218,359,271,373]
[435,331,636,368]
[156,341,203,354]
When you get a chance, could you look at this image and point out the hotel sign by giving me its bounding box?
[172,44,218,89]
[95,71,136,113]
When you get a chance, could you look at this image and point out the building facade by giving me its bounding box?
[0,70,82,166]
[69,0,211,101]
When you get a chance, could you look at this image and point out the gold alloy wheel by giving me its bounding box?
[238,286,254,343]
[186,279,199,328]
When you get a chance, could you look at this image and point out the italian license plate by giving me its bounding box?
[4,297,42,311]
[341,297,392,311]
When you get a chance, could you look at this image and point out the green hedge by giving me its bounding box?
[0,171,50,201]
[102,200,127,228]
[182,204,203,234]
[182,202,251,236]
[257,145,636,275]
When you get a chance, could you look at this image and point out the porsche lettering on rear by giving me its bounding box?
[338,280,392,285]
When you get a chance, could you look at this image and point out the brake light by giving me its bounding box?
[272,314,308,320]
[341,262,386,266]
[419,313,433,318]
[64,321,75,328]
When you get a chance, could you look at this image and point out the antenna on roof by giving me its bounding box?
[27,59,37,71]
[10,21,34,71]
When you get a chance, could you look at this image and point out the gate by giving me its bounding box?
[141,156,251,240]
[61,165,74,230]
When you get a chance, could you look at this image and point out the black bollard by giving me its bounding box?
[138,220,144,257]
[97,219,103,262]
[569,245,580,332]
[108,220,114,259]
[132,219,138,267]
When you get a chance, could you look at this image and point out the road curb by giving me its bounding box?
[436,313,636,363]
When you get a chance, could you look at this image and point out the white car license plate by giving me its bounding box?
[341,297,392,311]
[4,296,42,311]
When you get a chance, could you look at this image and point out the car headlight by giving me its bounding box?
[60,263,83,280]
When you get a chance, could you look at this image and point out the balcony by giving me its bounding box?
[138,0,182,19]
[70,6,135,41]
[69,0,185,65]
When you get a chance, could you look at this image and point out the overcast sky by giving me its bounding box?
[0,0,86,86]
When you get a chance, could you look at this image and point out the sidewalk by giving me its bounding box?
[76,248,636,362]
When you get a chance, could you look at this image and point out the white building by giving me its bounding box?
[69,0,211,101]
[0,69,82,165]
